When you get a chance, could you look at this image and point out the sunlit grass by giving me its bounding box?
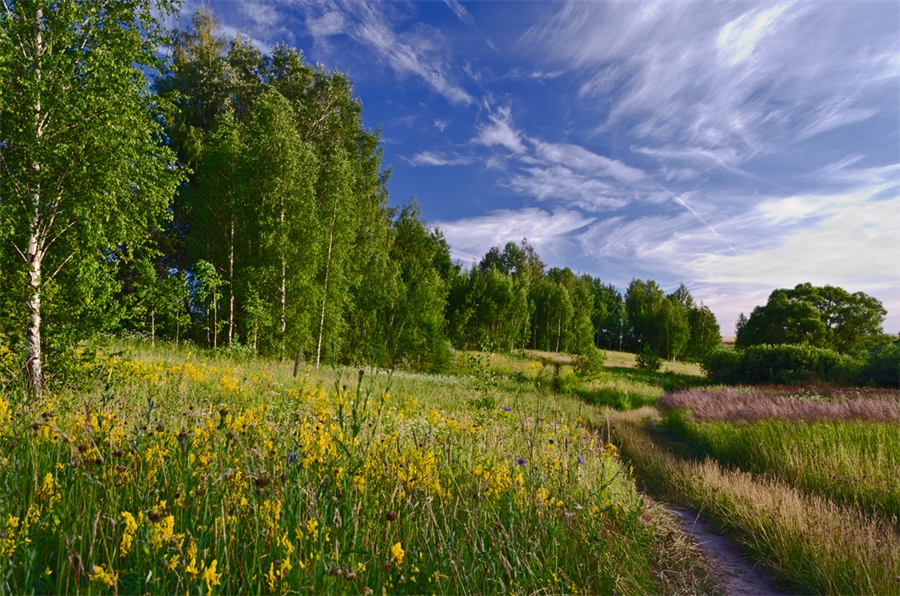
[661,387,900,519]
[0,340,718,594]
[612,408,900,596]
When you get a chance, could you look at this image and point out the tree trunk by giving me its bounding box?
[279,201,286,360]
[25,7,45,398]
[556,315,561,352]
[280,255,286,360]
[151,308,156,347]
[25,234,44,398]
[316,196,339,368]
[293,346,303,377]
[212,291,218,349]
[228,215,235,346]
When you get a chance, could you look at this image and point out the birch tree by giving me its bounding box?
[0,0,181,395]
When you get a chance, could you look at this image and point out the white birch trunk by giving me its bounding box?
[316,197,339,368]
[25,7,45,397]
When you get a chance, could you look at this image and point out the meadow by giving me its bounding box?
[0,341,718,595]
[612,387,900,595]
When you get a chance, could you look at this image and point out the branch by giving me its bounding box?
[49,251,75,279]
[42,216,75,254]
[9,240,27,263]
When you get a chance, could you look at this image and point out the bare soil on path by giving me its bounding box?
[666,506,790,596]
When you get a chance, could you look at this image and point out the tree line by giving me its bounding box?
[11,4,891,394]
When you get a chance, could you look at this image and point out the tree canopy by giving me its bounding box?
[736,283,886,354]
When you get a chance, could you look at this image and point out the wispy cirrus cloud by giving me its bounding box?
[216,0,475,106]
[443,0,475,28]
[436,208,594,265]
[473,105,526,153]
[403,151,473,167]
[525,1,898,166]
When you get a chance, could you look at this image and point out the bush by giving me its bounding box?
[701,348,742,384]
[573,347,606,378]
[857,338,900,388]
[702,343,861,386]
[635,345,662,372]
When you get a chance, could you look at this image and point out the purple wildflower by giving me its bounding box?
[287,453,301,465]
[502,406,511,412]
[577,456,584,465]
[516,457,526,466]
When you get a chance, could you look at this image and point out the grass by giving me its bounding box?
[661,388,900,521]
[0,339,720,595]
[611,387,900,595]
[464,348,706,411]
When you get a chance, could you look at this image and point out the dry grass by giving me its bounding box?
[661,387,900,423]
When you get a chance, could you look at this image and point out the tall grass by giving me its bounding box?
[613,409,900,595]
[0,340,718,594]
[662,388,900,517]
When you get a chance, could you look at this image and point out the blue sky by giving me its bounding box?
[195,0,899,334]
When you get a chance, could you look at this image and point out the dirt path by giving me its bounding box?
[666,506,789,596]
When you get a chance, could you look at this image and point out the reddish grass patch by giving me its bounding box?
[660,387,900,423]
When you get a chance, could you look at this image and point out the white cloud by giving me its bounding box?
[509,166,627,211]
[534,141,646,183]
[716,3,795,67]
[404,151,473,167]
[525,1,899,167]
[282,0,475,106]
[436,208,594,264]
[443,0,475,28]
[473,106,526,153]
[434,119,450,132]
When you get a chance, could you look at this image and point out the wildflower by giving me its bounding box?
[577,456,584,465]
[120,511,138,556]
[390,542,405,566]
[89,564,116,587]
[501,406,511,412]
[203,559,221,592]
[287,452,301,464]
[516,457,526,466]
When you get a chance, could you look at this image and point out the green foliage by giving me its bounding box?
[635,345,663,372]
[857,337,900,388]
[0,0,183,391]
[573,347,606,379]
[700,348,743,384]
[703,343,856,385]
[737,283,886,355]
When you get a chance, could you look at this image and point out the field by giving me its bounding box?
[612,387,900,595]
[0,342,718,595]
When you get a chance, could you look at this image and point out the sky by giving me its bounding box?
[194,0,899,335]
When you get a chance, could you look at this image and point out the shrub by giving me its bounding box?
[635,345,662,372]
[701,348,742,384]
[573,347,606,378]
[703,343,860,386]
[857,337,900,388]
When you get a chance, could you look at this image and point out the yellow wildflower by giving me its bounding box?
[203,559,221,592]
[120,511,138,556]
[390,542,405,566]
[89,564,116,587]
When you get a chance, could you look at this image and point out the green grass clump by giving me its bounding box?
[0,340,718,594]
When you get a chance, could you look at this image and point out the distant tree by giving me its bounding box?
[0,0,182,395]
[624,279,665,353]
[684,303,722,362]
[736,284,885,354]
[735,313,748,337]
